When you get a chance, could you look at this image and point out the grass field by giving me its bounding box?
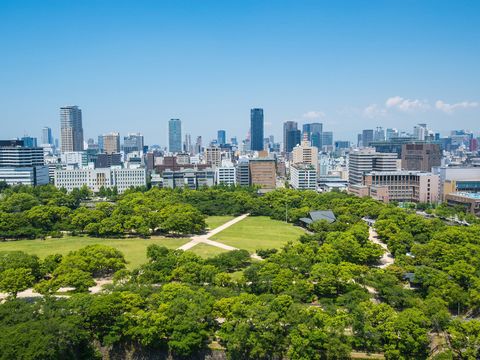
[188,243,229,258]
[210,216,305,253]
[205,215,235,230]
[0,236,189,269]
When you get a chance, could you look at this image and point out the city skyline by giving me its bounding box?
[1,1,479,144]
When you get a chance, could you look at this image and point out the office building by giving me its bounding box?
[292,136,319,173]
[60,106,84,152]
[21,136,38,148]
[401,143,442,172]
[123,133,144,154]
[162,168,215,189]
[361,129,374,147]
[374,127,386,142]
[205,146,222,167]
[249,158,276,190]
[348,148,397,185]
[61,152,88,167]
[433,166,480,199]
[54,167,147,193]
[169,119,182,153]
[413,124,427,141]
[0,140,49,186]
[102,132,120,154]
[95,153,122,168]
[358,171,440,203]
[236,158,250,186]
[321,131,333,148]
[335,141,350,150]
[290,164,317,190]
[217,130,226,146]
[303,123,322,148]
[216,165,236,186]
[283,121,301,154]
[41,127,53,145]
[250,108,264,151]
[386,128,398,140]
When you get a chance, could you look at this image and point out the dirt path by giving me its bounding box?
[369,227,394,268]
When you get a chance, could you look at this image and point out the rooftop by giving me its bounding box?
[451,192,480,200]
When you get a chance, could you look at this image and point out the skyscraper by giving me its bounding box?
[217,130,226,146]
[250,108,264,151]
[283,121,301,153]
[60,106,84,153]
[169,119,182,153]
[361,129,374,147]
[302,123,322,148]
[41,127,53,145]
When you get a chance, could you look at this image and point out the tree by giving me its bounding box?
[0,268,34,298]
[158,203,206,234]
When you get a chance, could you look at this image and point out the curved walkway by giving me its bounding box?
[369,227,394,268]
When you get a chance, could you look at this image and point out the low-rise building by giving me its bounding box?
[54,167,146,193]
[360,171,439,203]
[445,192,480,216]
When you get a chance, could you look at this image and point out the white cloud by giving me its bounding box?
[363,104,387,118]
[435,100,479,114]
[385,96,429,112]
[302,110,325,119]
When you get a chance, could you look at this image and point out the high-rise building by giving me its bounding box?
[283,121,301,153]
[60,106,84,153]
[102,132,121,154]
[0,140,49,186]
[361,129,374,147]
[348,148,397,185]
[303,123,322,148]
[413,124,427,141]
[374,127,386,142]
[21,136,38,148]
[292,136,319,174]
[321,131,333,148]
[250,108,264,151]
[123,133,144,154]
[41,127,53,145]
[401,143,442,172]
[184,134,192,153]
[386,128,398,140]
[194,136,202,154]
[169,119,182,153]
[217,130,226,146]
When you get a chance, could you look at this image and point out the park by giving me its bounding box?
[0,215,305,268]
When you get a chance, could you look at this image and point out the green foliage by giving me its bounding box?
[0,268,34,298]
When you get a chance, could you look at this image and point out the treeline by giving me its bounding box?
[0,183,383,239]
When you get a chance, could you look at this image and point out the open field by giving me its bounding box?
[205,215,235,230]
[210,216,305,253]
[188,243,229,258]
[0,236,189,269]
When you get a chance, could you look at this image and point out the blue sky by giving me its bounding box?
[1,0,479,145]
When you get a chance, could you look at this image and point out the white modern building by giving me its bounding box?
[216,166,236,186]
[348,148,397,185]
[54,167,147,193]
[290,164,317,190]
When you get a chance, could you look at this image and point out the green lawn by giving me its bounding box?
[205,215,235,230]
[210,216,305,253]
[188,243,229,258]
[0,236,189,269]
